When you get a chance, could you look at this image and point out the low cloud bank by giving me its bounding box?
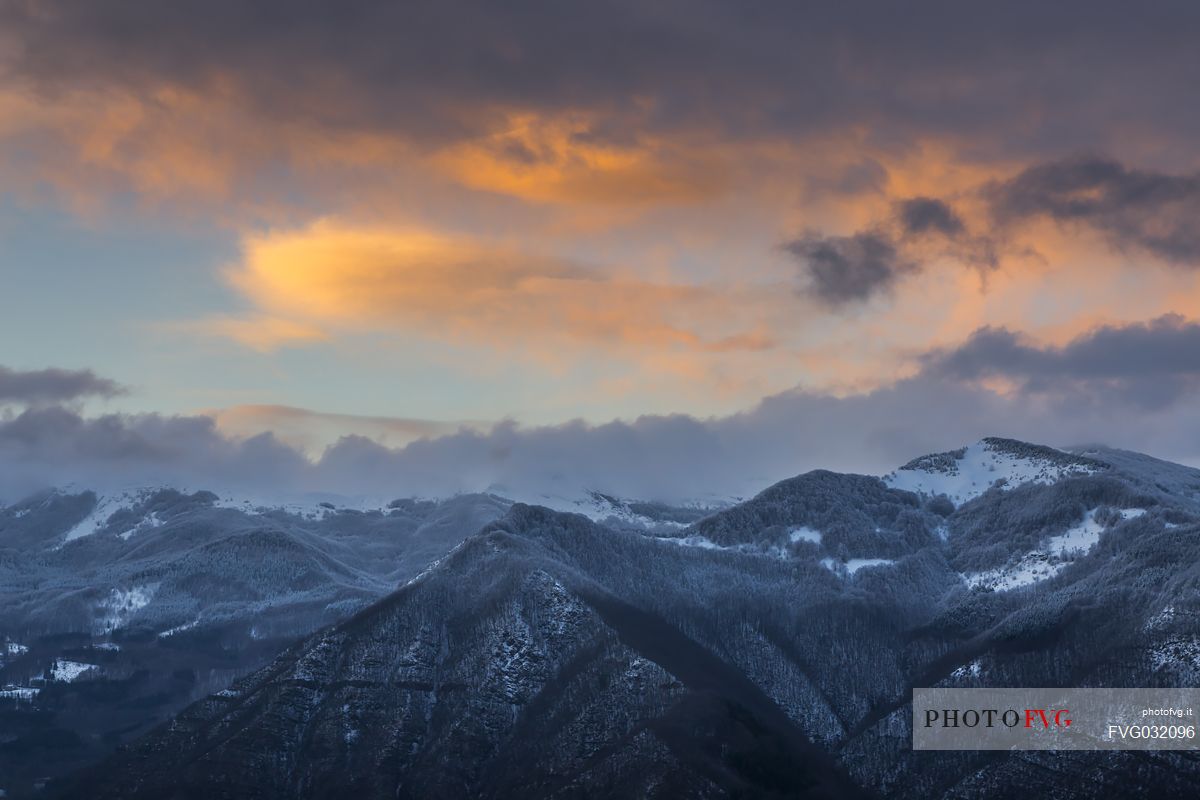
[5,316,1200,504]
[0,366,124,405]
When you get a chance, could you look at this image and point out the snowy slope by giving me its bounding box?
[495,487,726,529]
[962,506,1148,591]
[56,485,433,546]
[61,489,154,543]
[883,437,1107,505]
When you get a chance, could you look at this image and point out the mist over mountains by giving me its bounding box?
[2,436,1199,798]
[6,326,1200,508]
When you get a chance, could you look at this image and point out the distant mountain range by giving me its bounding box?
[0,481,717,797]
[0,489,512,795]
[4,438,1200,798]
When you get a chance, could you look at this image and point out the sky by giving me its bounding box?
[3,1,1200,502]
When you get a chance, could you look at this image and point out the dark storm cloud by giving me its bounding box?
[896,197,965,238]
[4,1,1200,154]
[922,315,1200,408]
[0,365,124,404]
[784,232,914,306]
[784,151,1200,310]
[987,157,1200,263]
[784,197,979,306]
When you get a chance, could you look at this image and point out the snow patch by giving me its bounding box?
[48,659,96,682]
[1145,605,1178,632]
[495,487,726,528]
[341,702,359,744]
[663,535,724,551]
[845,558,894,574]
[212,494,342,520]
[822,558,895,576]
[400,536,472,591]
[118,510,165,540]
[964,555,1064,592]
[95,585,156,633]
[660,534,801,560]
[961,506,1132,592]
[0,686,39,701]
[158,618,201,638]
[209,487,424,519]
[788,526,822,545]
[1045,509,1105,557]
[1149,637,1200,671]
[951,659,983,679]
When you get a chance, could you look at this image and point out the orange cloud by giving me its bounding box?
[12,72,1200,416]
[0,80,424,219]
[185,197,1200,416]
[206,219,784,363]
[431,112,731,205]
[0,83,251,208]
[0,80,732,219]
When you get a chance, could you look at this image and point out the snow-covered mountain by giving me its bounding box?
[0,488,511,795]
[40,437,1200,800]
[0,479,725,797]
[480,484,731,530]
[1,487,512,637]
[882,437,1109,504]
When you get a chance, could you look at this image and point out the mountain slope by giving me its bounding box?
[0,489,509,798]
[34,439,1200,798]
[64,505,875,799]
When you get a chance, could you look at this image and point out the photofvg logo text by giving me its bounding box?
[912,688,1200,751]
[923,707,1071,730]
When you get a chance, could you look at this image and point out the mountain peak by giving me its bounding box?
[883,437,1109,505]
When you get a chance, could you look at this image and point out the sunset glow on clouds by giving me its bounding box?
[209,221,786,362]
[4,0,1200,497]
[433,112,733,206]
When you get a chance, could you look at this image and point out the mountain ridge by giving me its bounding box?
[6,436,1200,798]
